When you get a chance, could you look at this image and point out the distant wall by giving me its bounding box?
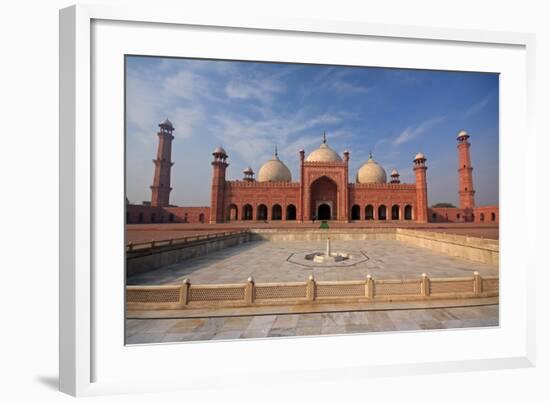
[249,228,395,241]
[126,204,210,224]
[428,207,466,223]
[428,206,499,224]
[473,205,499,224]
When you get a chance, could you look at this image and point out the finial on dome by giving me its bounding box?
[323,131,327,144]
[369,150,373,159]
[274,145,278,157]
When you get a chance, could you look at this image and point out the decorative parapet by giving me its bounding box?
[349,183,416,190]
[303,161,347,167]
[126,272,499,311]
[226,181,300,188]
[225,180,417,189]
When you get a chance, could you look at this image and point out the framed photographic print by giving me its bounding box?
[59,4,536,397]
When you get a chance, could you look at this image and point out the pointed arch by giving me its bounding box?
[257,204,268,220]
[242,204,253,220]
[378,205,387,220]
[391,205,400,220]
[365,205,374,220]
[351,204,360,220]
[286,204,296,220]
[271,204,282,220]
[404,204,413,220]
[228,204,238,221]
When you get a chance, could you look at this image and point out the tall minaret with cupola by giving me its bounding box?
[210,146,228,223]
[413,152,428,223]
[150,118,174,207]
[457,130,475,221]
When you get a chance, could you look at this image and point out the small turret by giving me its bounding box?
[243,167,255,182]
[390,168,400,184]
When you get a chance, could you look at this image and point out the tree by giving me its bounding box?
[431,202,456,208]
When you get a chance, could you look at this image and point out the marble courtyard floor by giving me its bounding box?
[125,304,499,344]
[127,239,498,285]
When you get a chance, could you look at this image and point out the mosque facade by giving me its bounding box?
[126,119,499,225]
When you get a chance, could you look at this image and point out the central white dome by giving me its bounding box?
[356,154,387,184]
[306,141,342,162]
[257,151,292,182]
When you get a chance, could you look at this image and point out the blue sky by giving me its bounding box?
[126,56,499,207]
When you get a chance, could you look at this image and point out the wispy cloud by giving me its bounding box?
[171,106,204,139]
[163,70,210,101]
[465,93,494,117]
[213,111,347,166]
[330,79,370,94]
[313,68,370,95]
[392,116,446,146]
[225,77,285,103]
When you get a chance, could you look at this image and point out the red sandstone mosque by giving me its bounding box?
[126,119,499,225]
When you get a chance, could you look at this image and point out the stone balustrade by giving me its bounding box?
[126,273,499,311]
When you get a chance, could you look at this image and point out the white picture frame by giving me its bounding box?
[59,4,536,397]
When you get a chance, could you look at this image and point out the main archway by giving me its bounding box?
[310,176,338,220]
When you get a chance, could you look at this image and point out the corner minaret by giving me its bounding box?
[413,152,428,223]
[150,118,174,207]
[343,149,350,222]
[457,130,475,220]
[210,146,228,223]
[299,148,305,222]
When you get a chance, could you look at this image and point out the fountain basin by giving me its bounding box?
[308,252,351,263]
[286,238,367,267]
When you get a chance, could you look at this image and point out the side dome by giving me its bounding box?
[356,153,387,184]
[257,150,292,182]
[305,135,342,162]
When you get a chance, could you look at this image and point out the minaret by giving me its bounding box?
[150,118,174,207]
[299,148,305,222]
[343,149,350,222]
[457,130,475,221]
[413,152,428,223]
[209,146,228,223]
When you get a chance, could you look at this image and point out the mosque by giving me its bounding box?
[126,119,499,225]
